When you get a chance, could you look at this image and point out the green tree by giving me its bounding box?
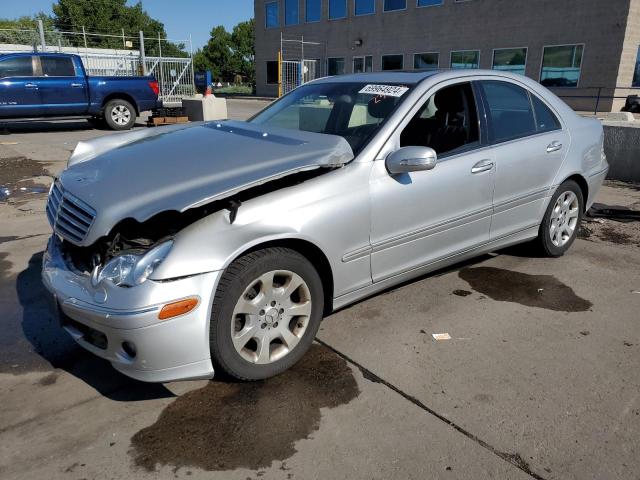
[231,19,255,84]
[0,13,61,47]
[51,0,186,57]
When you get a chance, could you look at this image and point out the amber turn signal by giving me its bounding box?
[158,297,199,320]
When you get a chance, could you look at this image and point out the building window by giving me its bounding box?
[384,0,406,12]
[382,54,404,70]
[328,57,345,75]
[417,0,443,7]
[634,47,640,87]
[329,0,347,19]
[265,1,279,28]
[285,0,299,25]
[266,61,279,84]
[451,50,479,69]
[540,44,584,88]
[355,0,375,15]
[414,52,439,70]
[492,48,527,75]
[353,55,373,73]
[306,0,321,21]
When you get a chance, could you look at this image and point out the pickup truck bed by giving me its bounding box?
[0,52,159,130]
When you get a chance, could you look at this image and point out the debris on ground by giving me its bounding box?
[432,333,452,341]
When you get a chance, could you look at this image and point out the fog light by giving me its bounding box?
[122,341,137,358]
[158,297,199,320]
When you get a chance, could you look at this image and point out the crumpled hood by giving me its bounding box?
[58,120,353,246]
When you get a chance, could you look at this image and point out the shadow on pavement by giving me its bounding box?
[9,251,174,401]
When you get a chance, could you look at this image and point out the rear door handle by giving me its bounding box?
[471,159,494,174]
[70,83,84,88]
[547,141,563,153]
[25,83,38,89]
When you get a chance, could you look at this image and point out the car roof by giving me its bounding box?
[312,70,441,85]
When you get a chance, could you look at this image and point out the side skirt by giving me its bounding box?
[332,225,539,311]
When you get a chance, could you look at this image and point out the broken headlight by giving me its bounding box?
[92,240,173,287]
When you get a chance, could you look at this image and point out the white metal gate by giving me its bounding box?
[279,35,326,97]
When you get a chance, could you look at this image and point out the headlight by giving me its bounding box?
[93,240,173,287]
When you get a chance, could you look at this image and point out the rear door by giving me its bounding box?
[0,55,40,117]
[477,80,568,239]
[35,55,88,116]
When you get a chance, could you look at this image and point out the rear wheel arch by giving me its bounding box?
[101,93,139,115]
[563,174,589,212]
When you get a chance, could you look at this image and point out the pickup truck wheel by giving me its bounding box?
[209,247,324,381]
[104,99,136,130]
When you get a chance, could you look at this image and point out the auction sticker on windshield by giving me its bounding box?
[359,84,409,97]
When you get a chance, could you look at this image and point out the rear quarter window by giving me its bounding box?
[41,56,76,77]
[531,94,561,132]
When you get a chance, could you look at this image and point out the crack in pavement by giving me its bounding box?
[314,337,548,480]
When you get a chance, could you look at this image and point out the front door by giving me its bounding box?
[35,55,88,116]
[0,55,40,118]
[370,81,495,282]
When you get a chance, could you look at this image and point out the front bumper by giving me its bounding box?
[41,236,219,382]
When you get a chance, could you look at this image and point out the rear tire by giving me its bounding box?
[534,180,584,257]
[103,99,136,130]
[209,247,324,381]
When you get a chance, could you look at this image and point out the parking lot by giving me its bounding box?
[1,98,639,480]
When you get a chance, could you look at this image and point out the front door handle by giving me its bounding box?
[471,159,494,174]
[25,82,38,89]
[547,141,563,153]
[70,83,84,88]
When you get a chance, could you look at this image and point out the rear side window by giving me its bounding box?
[41,56,76,77]
[0,57,33,78]
[531,95,561,132]
[481,81,536,143]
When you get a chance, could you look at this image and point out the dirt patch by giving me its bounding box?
[130,344,360,472]
[459,267,592,312]
[36,372,58,386]
[452,289,472,297]
[0,156,51,202]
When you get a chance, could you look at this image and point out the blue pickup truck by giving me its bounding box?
[0,52,159,130]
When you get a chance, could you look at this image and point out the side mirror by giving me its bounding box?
[386,146,437,175]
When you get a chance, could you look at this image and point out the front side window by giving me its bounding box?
[400,82,480,156]
[353,55,373,73]
[285,0,299,25]
[266,61,279,84]
[355,0,375,15]
[0,56,33,78]
[328,57,345,75]
[492,48,527,75]
[414,52,439,70]
[451,50,479,69]
[634,46,640,87]
[480,80,537,143]
[540,45,583,88]
[329,0,347,19]
[417,0,443,6]
[265,1,279,28]
[250,82,412,153]
[40,56,76,76]
[382,54,404,71]
[306,0,321,21]
[384,0,407,11]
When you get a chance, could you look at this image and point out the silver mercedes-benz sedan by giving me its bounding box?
[42,70,608,382]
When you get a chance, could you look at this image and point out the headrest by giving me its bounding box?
[367,96,396,119]
[434,88,464,112]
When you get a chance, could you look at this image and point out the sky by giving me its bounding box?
[0,0,254,49]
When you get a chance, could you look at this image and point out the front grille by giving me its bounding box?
[46,181,96,244]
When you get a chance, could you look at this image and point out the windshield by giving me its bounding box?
[249,82,412,154]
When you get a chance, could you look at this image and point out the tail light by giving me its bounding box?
[148,80,159,96]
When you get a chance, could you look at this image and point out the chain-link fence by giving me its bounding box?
[0,23,195,105]
[279,34,326,96]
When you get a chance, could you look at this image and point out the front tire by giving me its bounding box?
[209,247,324,381]
[104,99,136,130]
[535,180,584,257]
